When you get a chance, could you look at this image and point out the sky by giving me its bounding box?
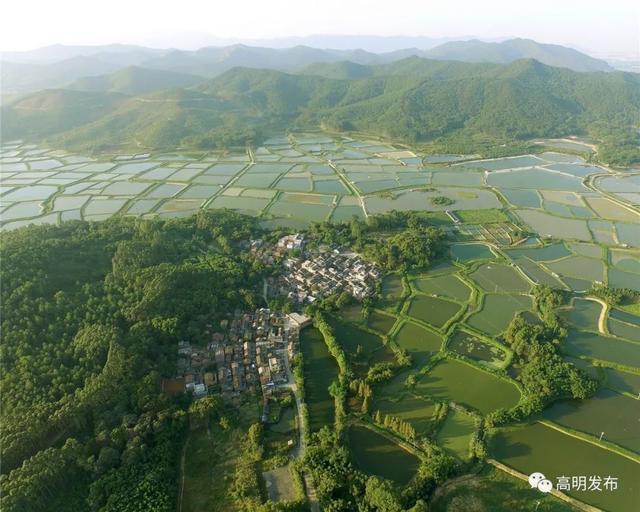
[1,0,638,58]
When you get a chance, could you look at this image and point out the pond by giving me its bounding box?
[2,185,58,202]
[516,210,591,241]
[348,425,420,484]
[375,396,436,436]
[448,329,508,369]
[499,188,542,208]
[413,273,471,301]
[394,321,443,367]
[300,327,339,432]
[469,263,531,293]
[607,319,640,342]
[329,317,386,361]
[313,179,349,194]
[543,389,640,453]
[467,294,533,336]
[603,368,640,396]
[414,358,521,414]
[83,198,128,216]
[490,422,640,512]
[450,243,495,262]
[563,330,640,368]
[461,155,544,171]
[407,295,462,329]
[330,205,365,222]
[487,168,587,192]
[559,298,602,331]
[367,310,397,335]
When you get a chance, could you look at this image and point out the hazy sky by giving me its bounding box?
[2,0,638,57]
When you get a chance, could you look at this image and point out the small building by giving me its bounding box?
[287,312,312,329]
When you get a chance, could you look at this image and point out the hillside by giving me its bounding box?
[68,66,203,95]
[2,58,638,164]
[1,89,126,139]
[425,38,613,72]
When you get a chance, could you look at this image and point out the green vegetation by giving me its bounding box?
[435,409,476,459]
[0,211,265,511]
[431,196,455,206]
[3,58,639,161]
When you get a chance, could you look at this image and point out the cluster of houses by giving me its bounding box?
[281,249,380,302]
[173,309,311,405]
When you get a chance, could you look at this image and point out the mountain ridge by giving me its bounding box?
[3,57,637,166]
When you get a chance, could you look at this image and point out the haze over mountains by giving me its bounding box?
[1,38,615,94]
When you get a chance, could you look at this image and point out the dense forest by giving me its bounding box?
[3,57,639,165]
[0,211,266,511]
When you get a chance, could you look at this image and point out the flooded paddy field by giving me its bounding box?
[447,328,509,369]
[467,294,534,336]
[393,321,443,367]
[2,135,637,246]
[490,422,640,512]
[348,425,420,484]
[300,327,339,432]
[543,389,640,453]
[413,358,521,414]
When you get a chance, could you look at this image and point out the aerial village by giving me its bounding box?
[167,233,379,418]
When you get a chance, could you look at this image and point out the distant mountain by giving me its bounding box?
[4,58,636,160]
[0,44,162,64]
[68,66,203,95]
[424,38,613,72]
[1,39,616,94]
[139,44,393,76]
[2,89,126,139]
[1,51,165,93]
[297,61,374,80]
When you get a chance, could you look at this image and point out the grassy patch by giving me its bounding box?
[456,208,510,224]
[431,465,575,512]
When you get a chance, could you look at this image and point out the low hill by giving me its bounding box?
[1,89,126,139]
[2,58,638,164]
[297,61,374,80]
[68,66,203,95]
[425,38,613,72]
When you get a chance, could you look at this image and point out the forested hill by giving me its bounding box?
[0,212,265,511]
[2,57,639,165]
